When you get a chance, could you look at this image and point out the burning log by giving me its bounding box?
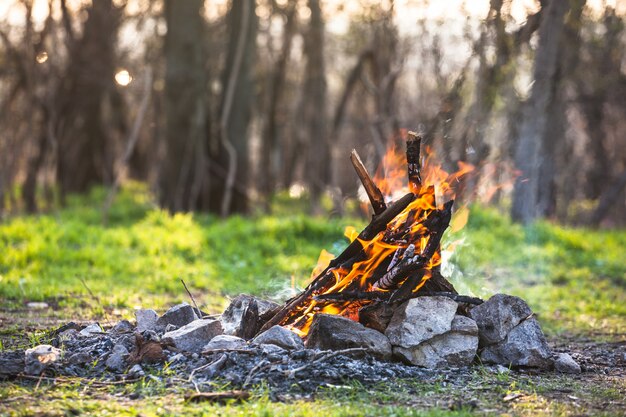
[406,131,422,194]
[350,149,386,215]
[257,135,460,336]
[313,291,483,306]
[256,192,416,334]
[373,200,453,290]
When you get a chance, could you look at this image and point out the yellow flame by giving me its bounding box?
[344,225,358,242]
[310,249,334,280]
[449,206,470,233]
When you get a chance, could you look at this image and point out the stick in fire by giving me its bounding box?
[256,133,460,336]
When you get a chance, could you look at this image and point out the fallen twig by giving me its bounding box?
[180,278,202,319]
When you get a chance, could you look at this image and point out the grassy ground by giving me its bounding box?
[1,185,625,416]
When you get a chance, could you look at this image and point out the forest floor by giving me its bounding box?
[0,186,625,416]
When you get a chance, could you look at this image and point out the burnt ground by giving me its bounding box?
[0,309,625,416]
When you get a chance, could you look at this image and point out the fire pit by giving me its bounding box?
[0,134,581,398]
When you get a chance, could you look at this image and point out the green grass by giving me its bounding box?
[0,184,624,337]
[0,184,357,316]
[1,186,626,416]
[1,370,623,417]
[450,207,626,335]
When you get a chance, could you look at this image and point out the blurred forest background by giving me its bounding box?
[1,0,625,226]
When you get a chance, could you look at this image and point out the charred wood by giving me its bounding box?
[314,290,482,306]
[406,132,422,194]
[373,200,453,290]
[256,193,416,335]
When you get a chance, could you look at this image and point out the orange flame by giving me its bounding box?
[286,138,474,337]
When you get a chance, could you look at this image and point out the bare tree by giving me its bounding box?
[259,1,298,209]
[302,0,329,214]
[511,0,570,224]
[159,0,209,212]
[56,0,124,197]
[210,0,257,216]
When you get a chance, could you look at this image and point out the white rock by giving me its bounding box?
[393,315,479,368]
[79,323,102,337]
[24,345,61,375]
[135,309,159,332]
[385,296,458,348]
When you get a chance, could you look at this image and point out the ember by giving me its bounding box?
[259,133,474,337]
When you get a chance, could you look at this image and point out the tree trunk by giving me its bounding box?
[537,0,586,218]
[159,0,209,212]
[259,3,297,209]
[511,0,570,224]
[302,0,329,214]
[56,0,121,197]
[210,0,257,216]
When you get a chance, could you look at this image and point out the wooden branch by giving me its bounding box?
[314,290,483,305]
[388,270,426,303]
[350,149,386,215]
[256,193,416,335]
[406,132,422,194]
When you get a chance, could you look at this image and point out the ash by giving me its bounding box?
[1,324,444,397]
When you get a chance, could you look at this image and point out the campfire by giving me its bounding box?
[259,132,474,337]
[1,133,580,397]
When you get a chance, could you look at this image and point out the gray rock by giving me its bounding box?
[128,364,145,378]
[162,319,223,353]
[221,295,279,339]
[469,294,532,346]
[480,318,553,368]
[385,296,458,348]
[116,334,137,352]
[204,335,247,351]
[79,323,102,337]
[164,324,178,333]
[156,303,198,330]
[393,315,478,368]
[24,345,61,375]
[135,309,159,332]
[67,351,93,366]
[168,353,186,363]
[554,353,581,374]
[0,351,25,377]
[105,344,129,372]
[110,320,134,334]
[253,326,304,350]
[259,344,287,355]
[58,329,79,342]
[305,314,392,360]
